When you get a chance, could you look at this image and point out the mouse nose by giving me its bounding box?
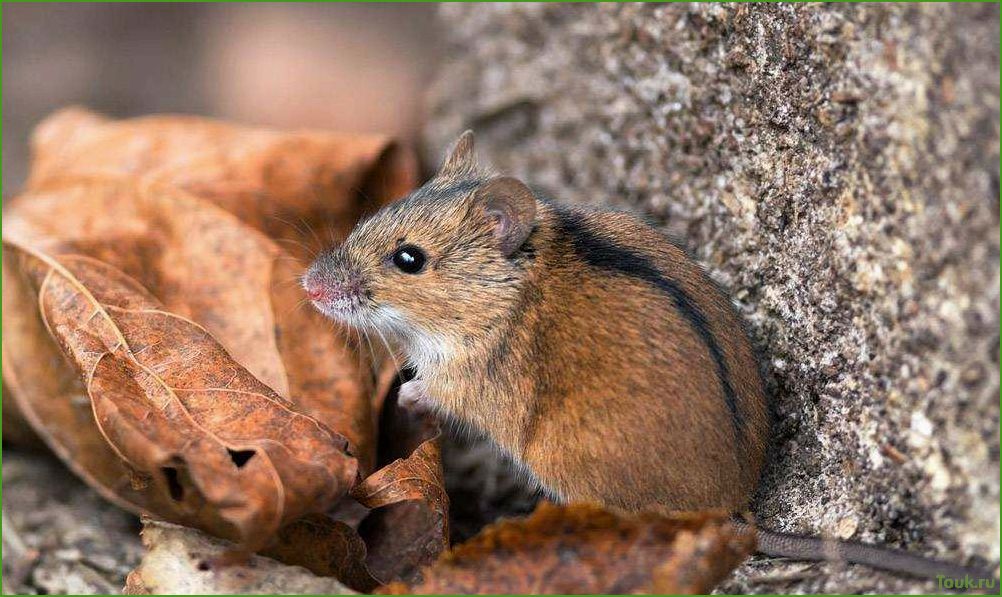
[303,276,330,302]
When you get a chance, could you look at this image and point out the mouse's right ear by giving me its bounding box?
[438,130,477,179]
[475,176,537,256]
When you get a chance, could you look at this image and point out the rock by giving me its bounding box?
[124,522,354,595]
[2,449,144,594]
[426,3,999,592]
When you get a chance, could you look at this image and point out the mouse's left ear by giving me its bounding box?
[475,176,537,256]
[439,130,477,179]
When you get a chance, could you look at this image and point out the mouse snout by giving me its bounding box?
[303,276,331,302]
[302,268,366,318]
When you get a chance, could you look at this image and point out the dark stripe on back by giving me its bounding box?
[482,237,541,384]
[551,205,743,435]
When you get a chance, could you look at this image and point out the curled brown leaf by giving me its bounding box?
[2,109,422,552]
[263,513,380,593]
[3,242,356,549]
[380,502,754,595]
[264,391,449,590]
[8,108,408,470]
[352,394,449,585]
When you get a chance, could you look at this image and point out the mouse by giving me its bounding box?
[304,131,995,582]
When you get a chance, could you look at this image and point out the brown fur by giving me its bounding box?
[305,133,769,513]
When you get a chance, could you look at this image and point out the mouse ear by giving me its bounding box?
[475,176,537,256]
[438,130,477,178]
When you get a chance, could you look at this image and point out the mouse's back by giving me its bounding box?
[510,201,770,512]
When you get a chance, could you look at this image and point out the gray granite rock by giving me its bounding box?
[426,3,999,592]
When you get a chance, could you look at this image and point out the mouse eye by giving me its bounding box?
[391,245,426,274]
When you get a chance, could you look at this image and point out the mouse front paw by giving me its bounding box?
[398,379,433,412]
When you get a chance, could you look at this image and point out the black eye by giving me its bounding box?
[392,245,426,274]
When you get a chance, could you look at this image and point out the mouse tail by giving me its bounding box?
[731,520,997,582]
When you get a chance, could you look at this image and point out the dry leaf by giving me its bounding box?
[352,393,449,584]
[1,109,424,553]
[380,502,754,595]
[3,242,356,548]
[263,513,380,593]
[124,520,355,595]
[27,107,417,261]
[6,178,380,472]
[263,390,449,591]
[9,107,420,471]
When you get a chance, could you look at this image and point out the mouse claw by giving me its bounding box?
[399,379,433,412]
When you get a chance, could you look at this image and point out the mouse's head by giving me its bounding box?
[303,131,537,368]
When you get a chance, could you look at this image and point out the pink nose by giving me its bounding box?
[303,278,330,301]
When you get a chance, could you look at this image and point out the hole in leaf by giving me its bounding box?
[227,448,256,468]
[161,466,184,501]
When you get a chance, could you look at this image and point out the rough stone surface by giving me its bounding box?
[2,449,144,594]
[426,3,1000,592]
[125,521,354,595]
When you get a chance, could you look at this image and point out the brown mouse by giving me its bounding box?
[304,132,994,582]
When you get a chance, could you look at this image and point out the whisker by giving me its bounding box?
[352,324,369,387]
[371,323,404,378]
[338,319,364,387]
[274,237,321,260]
[268,212,311,237]
[359,325,384,377]
[272,245,308,257]
[276,296,312,321]
[276,276,309,290]
[267,213,327,258]
[298,215,324,252]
